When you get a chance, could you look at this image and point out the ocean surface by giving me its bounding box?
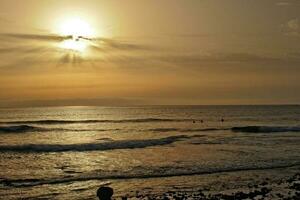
[0,105,300,199]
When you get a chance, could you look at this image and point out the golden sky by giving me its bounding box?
[0,0,300,107]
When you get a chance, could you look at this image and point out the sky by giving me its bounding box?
[0,0,300,107]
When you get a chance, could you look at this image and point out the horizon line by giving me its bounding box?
[0,104,299,109]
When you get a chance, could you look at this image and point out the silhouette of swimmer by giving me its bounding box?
[97,186,114,200]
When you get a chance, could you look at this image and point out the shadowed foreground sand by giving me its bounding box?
[114,169,300,200]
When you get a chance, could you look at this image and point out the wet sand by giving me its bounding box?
[115,167,300,200]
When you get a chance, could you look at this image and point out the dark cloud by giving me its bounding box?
[0,32,152,68]
[0,33,151,51]
[0,33,72,42]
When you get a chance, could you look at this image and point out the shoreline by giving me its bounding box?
[1,166,300,199]
[113,167,300,200]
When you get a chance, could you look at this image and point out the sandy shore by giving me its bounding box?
[1,166,299,199]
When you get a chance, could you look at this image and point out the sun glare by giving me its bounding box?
[59,18,94,38]
[59,39,87,52]
[58,17,94,52]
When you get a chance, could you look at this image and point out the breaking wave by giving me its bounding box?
[2,124,299,134]
[0,118,192,125]
[0,125,120,134]
[0,125,45,133]
[0,125,222,134]
[0,135,190,153]
[145,126,300,133]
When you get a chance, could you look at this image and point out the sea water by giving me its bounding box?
[0,105,299,199]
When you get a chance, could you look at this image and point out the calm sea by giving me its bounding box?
[0,105,300,199]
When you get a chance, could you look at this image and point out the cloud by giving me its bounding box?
[0,31,299,73]
[0,33,151,51]
[276,2,292,6]
[0,33,71,42]
[0,32,152,69]
[169,33,211,38]
[157,52,283,66]
[0,46,48,54]
[287,19,299,30]
[98,38,151,51]
[276,0,300,6]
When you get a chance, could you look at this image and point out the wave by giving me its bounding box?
[149,126,300,134]
[231,126,300,133]
[0,125,45,133]
[0,135,190,153]
[149,128,224,133]
[2,124,299,134]
[0,125,221,134]
[3,125,298,134]
[0,118,192,125]
[2,162,300,188]
[0,125,122,134]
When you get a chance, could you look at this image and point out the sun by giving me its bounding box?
[59,18,94,38]
[58,17,95,52]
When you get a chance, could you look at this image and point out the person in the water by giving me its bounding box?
[97,186,114,200]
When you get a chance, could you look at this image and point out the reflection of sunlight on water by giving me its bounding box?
[1,106,300,199]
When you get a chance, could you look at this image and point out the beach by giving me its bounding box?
[113,166,300,200]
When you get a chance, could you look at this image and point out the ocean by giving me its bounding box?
[0,105,299,199]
